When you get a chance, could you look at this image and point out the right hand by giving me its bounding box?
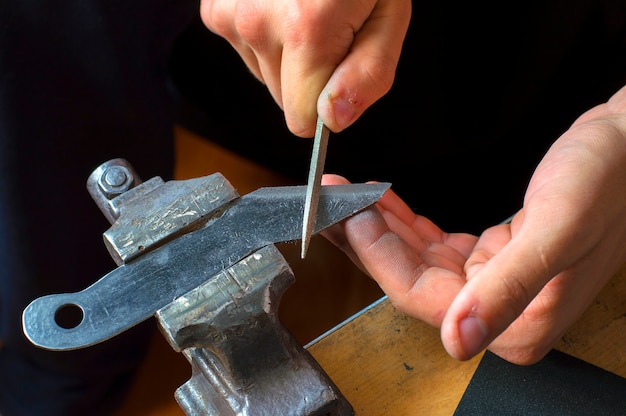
[200,0,412,137]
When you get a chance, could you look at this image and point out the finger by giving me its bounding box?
[377,187,444,244]
[321,173,350,186]
[200,0,236,39]
[324,173,448,246]
[279,1,360,137]
[486,244,619,365]
[439,215,580,362]
[320,175,365,265]
[463,222,514,281]
[322,176,468,325]
[228,1,286,107]
[480,210,624,364]
[323,174,442,253]
[318,0,412,132]
[200,0,264,84]
[201,0,288,105]
[336,202,466,326]
[377,189,478,258]
[254,46,284,107]
[439,136,620,363]
[320,206,372,274]
[485,268,576,365]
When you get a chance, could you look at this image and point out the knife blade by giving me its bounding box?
[301,116,330,258]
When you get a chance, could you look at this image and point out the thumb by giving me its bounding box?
[439,214,574,361]
[317,0,411,132]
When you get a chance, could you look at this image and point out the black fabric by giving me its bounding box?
[1,0,625,414]
[454,350,626,415]
[171,0,626,235]
[0,1,198,414]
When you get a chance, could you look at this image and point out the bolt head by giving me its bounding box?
[98,165,134,198]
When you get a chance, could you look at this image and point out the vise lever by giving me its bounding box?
[22,159,389,415]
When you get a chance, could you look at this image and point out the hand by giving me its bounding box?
[321,85,626,365]
[200,0,411,137]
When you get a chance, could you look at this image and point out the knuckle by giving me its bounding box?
[282,5,331,46]
[285,115,312,138]
[499,274,533,320]
[366,59,396,91]
[233,4,267,47]
[489,308,559,365]
[200,1,233,38]
[492,343,552,366]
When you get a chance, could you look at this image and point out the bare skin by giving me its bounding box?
[201,1,626,364]
[322,85,626,364]
[200,0,411,137]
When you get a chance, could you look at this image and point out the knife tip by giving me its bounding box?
[301,237,309,259]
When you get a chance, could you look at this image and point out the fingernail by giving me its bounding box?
[320,87,358,130]
[458,315,489,358]
[465,263,483,281]
[332,96,357,128]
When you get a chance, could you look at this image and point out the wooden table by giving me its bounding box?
[116,257,626,416]
[116,132,626,414]
[307,262,626,415]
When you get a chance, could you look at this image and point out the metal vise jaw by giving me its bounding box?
[89,159,353,415]
[23,159,389,415]
[158,245,352,415]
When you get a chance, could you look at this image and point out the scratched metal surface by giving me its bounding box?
[23,183,390,351]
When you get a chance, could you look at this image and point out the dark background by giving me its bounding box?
[170,0,626,235]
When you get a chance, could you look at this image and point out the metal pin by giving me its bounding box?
[301,117,330,259]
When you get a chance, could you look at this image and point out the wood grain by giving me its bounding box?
[116,126,626,415]
[308,262,626,414]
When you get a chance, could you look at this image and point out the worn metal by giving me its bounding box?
[159,245,354,415]
[23,159,389,415]
[23,180,388,351]
[86,158,147,224]
[103,173,237,266]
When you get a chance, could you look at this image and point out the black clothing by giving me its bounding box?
[1,0,624,414]
[0,1,197,414]
[172,0,626,234]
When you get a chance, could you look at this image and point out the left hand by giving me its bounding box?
[321,85,626,365]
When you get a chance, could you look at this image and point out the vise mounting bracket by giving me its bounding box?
[23,158,389,415]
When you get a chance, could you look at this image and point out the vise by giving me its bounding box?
[22,158,389,415]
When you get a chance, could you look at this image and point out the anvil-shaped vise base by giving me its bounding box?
[158,245,353,416]
[23,159,389,415]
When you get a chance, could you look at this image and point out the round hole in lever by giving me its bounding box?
[54,304,84,329]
